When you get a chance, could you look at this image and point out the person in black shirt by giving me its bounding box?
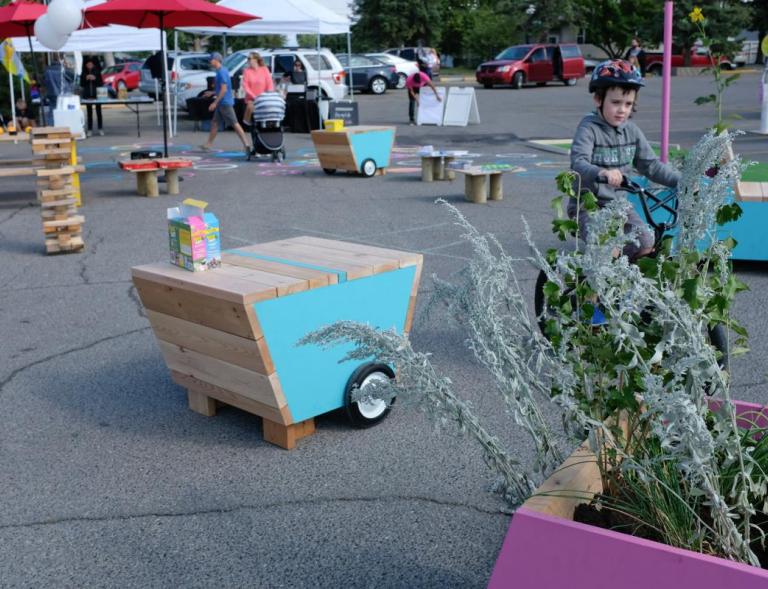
[80,55,104,136]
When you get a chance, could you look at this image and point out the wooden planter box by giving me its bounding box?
[311,126,395,177]
[489,400,768,588]
[132,236,422,450]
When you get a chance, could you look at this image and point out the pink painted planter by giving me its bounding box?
[488,400,768,589]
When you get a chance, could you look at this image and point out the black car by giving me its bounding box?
[337,54,399,95]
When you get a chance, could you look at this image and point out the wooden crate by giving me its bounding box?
[132,236,423,449]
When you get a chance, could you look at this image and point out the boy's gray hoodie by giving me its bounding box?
[570,111,681,207]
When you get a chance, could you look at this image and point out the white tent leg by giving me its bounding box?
[164,32,173,140]
[347,32,353,100]
[173,30,179,136]
[9,72,16,130]
[317,26,322,129]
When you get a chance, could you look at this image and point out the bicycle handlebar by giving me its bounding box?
[595,175,679,235]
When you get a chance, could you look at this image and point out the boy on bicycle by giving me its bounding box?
[570,59,681,259]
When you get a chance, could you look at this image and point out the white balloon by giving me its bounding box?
[47,0,83,36]
[34,15,70,51]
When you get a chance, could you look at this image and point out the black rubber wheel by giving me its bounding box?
[511,71,524,89]
[483,83,493,89]
[345,363,396,428]
[323,168,337,175]
[536,82,546,87]
[361,158,377,177]
[648,64,662,76]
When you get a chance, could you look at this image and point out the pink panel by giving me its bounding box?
[489,509,768,588]
[490,401,768,588]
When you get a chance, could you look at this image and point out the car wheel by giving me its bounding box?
[344,363,395,428]
[369,76,387,95]
[511,71,524,89]
[483,83,493,89]
[118,80,128,91]
[564,77,577,86]
[361,158,377,177]
[649,64,662,76]
[396,73,407,89]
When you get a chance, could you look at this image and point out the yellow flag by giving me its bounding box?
[1,39,30,83]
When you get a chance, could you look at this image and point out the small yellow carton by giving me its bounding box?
[324,119,345,132]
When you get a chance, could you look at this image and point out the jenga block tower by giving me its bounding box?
[32,128,85,254]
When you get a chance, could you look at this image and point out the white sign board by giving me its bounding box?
[442,87,480,126]
[417,87,446,126]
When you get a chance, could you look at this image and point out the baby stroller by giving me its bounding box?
[248,91,286,162]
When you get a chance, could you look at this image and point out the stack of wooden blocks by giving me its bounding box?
[32,127,85,254]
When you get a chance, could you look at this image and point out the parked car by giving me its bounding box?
[365,52,418,89]
[385,47,440,79]
[734,40,759,66]
[643,46,734,74]
[139,52,213,107]
[101,61,142,96]
[475,44,585,89]
[337,54,398,94]
[223,48,348,102]
[584,58,599,74]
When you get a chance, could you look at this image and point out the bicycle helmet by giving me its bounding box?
[588,59,644,93]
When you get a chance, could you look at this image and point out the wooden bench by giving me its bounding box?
[452,164,522,204]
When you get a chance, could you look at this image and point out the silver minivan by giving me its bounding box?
[223,48,348,101]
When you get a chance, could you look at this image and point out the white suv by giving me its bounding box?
[139,52,214,108]
[223,48,348,101]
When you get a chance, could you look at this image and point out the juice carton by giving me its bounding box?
[167,198,221,271]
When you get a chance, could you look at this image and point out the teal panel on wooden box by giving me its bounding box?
[254,266,416,423]
[349,129,394,169]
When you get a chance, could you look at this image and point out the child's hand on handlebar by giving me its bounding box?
[598,169,624,187]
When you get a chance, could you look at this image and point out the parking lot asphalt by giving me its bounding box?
[1,72,767,587]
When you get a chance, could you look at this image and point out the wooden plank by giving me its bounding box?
[30,127,72,135]
[222,252,333,289]
[40,198,77,208]
[132,263,277,305]
[187,389,217,416]
[145,309,273,374]
[268,239,401,276]
[217,262,310,296]
[0,166,38,178]
[42,215,84,228]
[32,147,72,156]
[36,166,76,177]
[171,370,292,426]
[31,137,74,145]
[133,276,260,340]
[238,241,374,280]
[521,443,602,520]
[158,341,286,409]
[40,186,77,199]
[290,236,423,268]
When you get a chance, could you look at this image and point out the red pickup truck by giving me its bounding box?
[644,47,733,74]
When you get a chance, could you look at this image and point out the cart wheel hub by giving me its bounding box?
[356,372,390,419]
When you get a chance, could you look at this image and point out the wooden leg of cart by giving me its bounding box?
[187,389,217,417]
[465,174,487,203]
[263,418,316,450]
[489,173,504,201]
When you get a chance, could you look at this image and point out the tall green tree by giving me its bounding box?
[351,0,447,50]
[747,0,768,62]
[573,0,658,59]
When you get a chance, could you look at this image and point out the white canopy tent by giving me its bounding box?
[178,0,350,36]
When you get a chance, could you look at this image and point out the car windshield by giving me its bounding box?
[102,65,121,75]
[223,53,244,71]
[495,46,531,61]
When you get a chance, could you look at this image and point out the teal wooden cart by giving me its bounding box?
[133,236,422,449]
[311,126,396,177]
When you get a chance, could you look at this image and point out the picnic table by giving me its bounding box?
[80,96,154,137]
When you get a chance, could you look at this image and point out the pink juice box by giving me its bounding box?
[167,199,221,272]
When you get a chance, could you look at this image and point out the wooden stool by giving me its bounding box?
[119,159,160,197]
[421,155,456,182]
[155,157,194,196]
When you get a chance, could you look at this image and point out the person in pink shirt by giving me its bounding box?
[242,52,274,127]
[406,60,440,125]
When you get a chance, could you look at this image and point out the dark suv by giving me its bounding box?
[385,47,440,78]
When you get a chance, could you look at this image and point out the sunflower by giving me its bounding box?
[689,6,704,23]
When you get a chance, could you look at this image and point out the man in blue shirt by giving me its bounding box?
[200,52,251,156]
